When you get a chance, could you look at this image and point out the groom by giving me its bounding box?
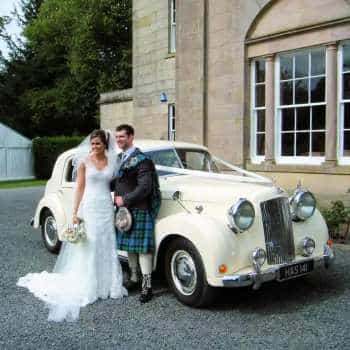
[112,124,161,303]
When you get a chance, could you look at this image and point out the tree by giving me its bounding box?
[0,0,131,137]
[0,16,10,41]
[0,16,7,37]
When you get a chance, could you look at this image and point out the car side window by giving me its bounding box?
[65,159,75,182]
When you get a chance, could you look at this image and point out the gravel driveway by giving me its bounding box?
[1,187,350,349]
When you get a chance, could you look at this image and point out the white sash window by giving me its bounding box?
[250,59,266,163]
[276,48,326,164]
[339,42,350,164]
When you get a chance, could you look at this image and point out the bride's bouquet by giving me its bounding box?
[61,223,87,243]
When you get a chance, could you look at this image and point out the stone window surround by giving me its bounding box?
[246,20,350,175]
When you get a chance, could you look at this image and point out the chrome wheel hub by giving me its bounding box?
[44,216,58,247]
[170,250,197,296]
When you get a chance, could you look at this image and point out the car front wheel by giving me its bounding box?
[41,209,61,254]
[165,238,216,307]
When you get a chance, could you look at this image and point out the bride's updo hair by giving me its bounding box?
[90,129,109,150]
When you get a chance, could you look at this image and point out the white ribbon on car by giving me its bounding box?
[155,157,273,185]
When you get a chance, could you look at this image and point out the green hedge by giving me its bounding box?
[33,136,84,179]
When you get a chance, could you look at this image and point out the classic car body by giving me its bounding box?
[32,140,335,306]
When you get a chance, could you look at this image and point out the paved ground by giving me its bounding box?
[1,187,350,349]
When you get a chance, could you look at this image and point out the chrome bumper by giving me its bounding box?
[222,245,335,289]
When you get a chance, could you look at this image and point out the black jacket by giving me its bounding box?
[111,152,155,210]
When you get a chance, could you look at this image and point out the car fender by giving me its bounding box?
[154,212,236,286]
[33,194,67,239]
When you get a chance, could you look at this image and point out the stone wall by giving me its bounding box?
[100,0,176,139]
[132,0,175,139]
[99,89,134,130]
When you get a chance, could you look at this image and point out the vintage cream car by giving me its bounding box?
[32,140,335,307]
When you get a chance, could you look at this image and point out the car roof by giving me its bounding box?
[135,139,208,152]
[61,139,208,158]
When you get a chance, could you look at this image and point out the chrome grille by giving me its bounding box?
[260,197,295,264]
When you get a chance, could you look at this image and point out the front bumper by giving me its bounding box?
[222,245,335,290]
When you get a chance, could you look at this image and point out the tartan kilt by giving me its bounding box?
[117,208,155,253]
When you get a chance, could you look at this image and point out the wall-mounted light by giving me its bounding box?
[160,92,168,103]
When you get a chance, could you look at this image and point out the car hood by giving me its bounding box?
[160,174,285,205]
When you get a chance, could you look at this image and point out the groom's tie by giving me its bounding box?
[121,152,127,162]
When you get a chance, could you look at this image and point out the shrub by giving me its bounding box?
[33,136,84,179]
[321,200,350,241]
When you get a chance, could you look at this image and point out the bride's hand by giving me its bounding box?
[73,214,81,225]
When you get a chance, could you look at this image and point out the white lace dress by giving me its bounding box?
[17,156,127,322]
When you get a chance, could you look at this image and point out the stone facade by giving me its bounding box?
[100,1,176,139]
[100,0,350,205]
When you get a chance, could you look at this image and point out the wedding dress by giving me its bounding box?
[17,155,127,322]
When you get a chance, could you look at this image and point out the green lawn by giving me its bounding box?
[0,179,47,189]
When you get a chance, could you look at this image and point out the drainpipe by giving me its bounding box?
[203,0,209,146]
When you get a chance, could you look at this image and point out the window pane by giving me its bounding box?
[281,133,294,156]
[344,131,350,156]
[255,60,265,83]
[311,77,325,102]
[311,50,325,76]
[295,79,308,104]
[280,81,293,105]
[296,107,310,131]
[343,73,350,100]
[256,134,265,156]
[281,108,294,131]
[257,110,265,132]
[312,105,326,130]
[296,132,310,156]
[343,45,350,72]
[344,103,350,129]
[255,85,265,107]
[280,55,293,80]
[295,53,309,78]
[312,132,325,156]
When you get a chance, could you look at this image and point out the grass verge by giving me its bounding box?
[0,179,47,189]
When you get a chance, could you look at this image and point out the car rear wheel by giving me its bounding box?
[165,238,216,307]
[41,209,61,254]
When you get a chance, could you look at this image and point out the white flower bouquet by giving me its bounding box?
[61,223,87,243]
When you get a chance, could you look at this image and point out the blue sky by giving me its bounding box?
[0,0,21,57]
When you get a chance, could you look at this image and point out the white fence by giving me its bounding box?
[0,146,34,181]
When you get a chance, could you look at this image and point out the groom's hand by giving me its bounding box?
[115,196,124,207]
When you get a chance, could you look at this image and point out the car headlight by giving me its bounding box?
[228,198,255,233]
[290,190,316,221]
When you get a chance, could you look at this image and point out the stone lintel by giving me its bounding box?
[99,89,134,105]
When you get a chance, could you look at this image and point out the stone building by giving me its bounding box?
[99,0,350,205]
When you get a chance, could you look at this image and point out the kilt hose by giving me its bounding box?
[117,208,155,253]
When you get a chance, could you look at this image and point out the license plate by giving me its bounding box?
[278,260,314,281]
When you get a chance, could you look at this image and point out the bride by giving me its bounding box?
[17,129,127,322]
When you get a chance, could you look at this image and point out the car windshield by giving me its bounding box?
[146,148,247,177]
[146,148,220,174]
